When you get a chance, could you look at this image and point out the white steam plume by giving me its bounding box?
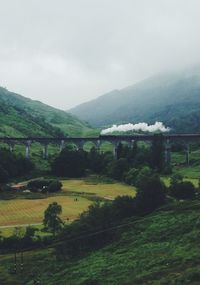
[101,121,170,134]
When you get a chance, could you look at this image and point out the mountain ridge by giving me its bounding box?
[69,67,200,133]
[0,87,92,137]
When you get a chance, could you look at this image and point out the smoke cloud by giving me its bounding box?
[101,122,170,134]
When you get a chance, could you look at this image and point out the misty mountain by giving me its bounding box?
[0,87,92,137]
[69,67,200,133]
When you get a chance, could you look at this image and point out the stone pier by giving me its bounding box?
[60,140,65,152]
[96,139,101,152]
[9,143,14,153]
[43,144,49,159]
[25,140,31,159]
[164,140,171,165]
[113,142,119,159]
[185,144,190,165]
[77,141,85,151]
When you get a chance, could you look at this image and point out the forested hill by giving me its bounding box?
[0,87,92,137]
[70,66,200,133]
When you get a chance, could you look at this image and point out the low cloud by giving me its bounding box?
[101,122,170,134]
[0,1,200,109]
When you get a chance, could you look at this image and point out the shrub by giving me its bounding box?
[169,181,196,200]
[51,148,87,177]
[151,133,164,171]
[47,180,62,193]
[43,202,63,236]
[124,168,139,186]
[107,158,129,180]
[0,166,9,183]
[27,179,51,192]
[136,174,167,214]
[81,280,100,285]
[170,173,183,186]
[27,179,62,193]
[112,196,137,218]
[135,166,153,188]
[0,149,34,183]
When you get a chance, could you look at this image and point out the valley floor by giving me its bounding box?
[0,177,136,237]
[0,149,200,283]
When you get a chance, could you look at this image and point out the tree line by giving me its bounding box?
[0,148,34,184]
[51,134,166,179]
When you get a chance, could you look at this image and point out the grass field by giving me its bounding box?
[62,178,136,200]
[0,224,49,238]
[174,165,200,179]
[161,176,199,187]
[0,178,136,236]
[0,195,91,227]
[171,148,200,179]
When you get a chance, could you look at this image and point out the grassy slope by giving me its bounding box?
[0,87,94,137]
[0,200,199,285]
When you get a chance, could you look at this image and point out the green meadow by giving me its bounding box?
[0,177,136,237]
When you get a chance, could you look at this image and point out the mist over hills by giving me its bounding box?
[70,67,200,133]
[0,87,91,137]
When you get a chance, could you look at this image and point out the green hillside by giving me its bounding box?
[0,87,93,137]
[70,66,200,133]
[1,200,199,285]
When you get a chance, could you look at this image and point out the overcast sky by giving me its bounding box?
[0,0,200,110]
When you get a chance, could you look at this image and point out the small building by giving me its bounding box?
[11,183,26,191]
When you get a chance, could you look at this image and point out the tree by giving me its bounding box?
[169,181,196,200]
[51,147,87,177]
[47,180,62,193]
[0,149,34,183]
[23,226,38,246]
[136,174,166,214]
[24,226,37,239]
[107,158,129,180]
[0,166,9,183]
[170,173,183,186]
[43,202,63,236]
[151,134,164,172]
[135,166,152,188]
[116,143,135,161]
[112,196,137,219]
[124,168,139,186]
[87,147,104,173]
[27,179,62,193]
[133,146,151,167]
[116,143,123,159]
[131,141,138,159]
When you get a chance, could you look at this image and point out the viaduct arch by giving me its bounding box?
[1,134,200,165]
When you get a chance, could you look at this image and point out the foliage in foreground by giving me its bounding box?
[0,200,199,285]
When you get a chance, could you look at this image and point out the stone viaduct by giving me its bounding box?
[0,134,200,165]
